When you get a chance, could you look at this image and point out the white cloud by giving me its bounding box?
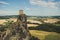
[25,7,30,10]
[48,0,55,2]
[47,2,57,8]
[0,11,11,14]
[0,1,9,5]
[0,11,15,15]
[30,0,59,9]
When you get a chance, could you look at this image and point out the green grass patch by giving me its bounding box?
[45,34,60,40]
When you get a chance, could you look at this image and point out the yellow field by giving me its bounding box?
[29,30,59,40]
[0,18,17,25]
[0,19,40,27]
[0,19,7,24]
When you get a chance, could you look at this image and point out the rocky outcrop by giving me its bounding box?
[15,10,31,40]
[0,10,31,40]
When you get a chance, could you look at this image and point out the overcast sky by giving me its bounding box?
[0,0,60,16]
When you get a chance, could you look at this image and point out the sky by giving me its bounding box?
[0,0,60,16]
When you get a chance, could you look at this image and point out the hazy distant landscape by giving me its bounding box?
[0,15,60,40]
[0,15,60,19]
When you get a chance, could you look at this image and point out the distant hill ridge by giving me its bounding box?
[0,15,60,19]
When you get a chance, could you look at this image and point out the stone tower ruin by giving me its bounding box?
[16,10,31,40]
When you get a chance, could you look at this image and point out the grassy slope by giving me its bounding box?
[29,30,60,40]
